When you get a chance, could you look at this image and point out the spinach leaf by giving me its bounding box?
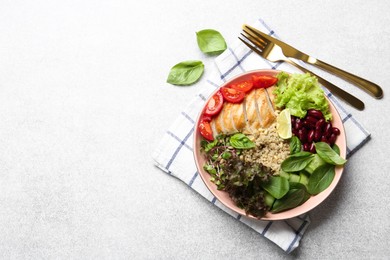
[289,136,302,154]
[307,164,335,195]
[289,151,312,158]
[289,182,311,206]
[281,152,314,172]
[167,60,204,86]
[229,133,255,149]
[271,188,306,213]
[261,176,289,199]
[315,142,347,165]
[196,29,227,55]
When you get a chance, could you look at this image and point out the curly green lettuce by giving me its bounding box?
[274,72,332,121]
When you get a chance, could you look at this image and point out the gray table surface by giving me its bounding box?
[0,0,389,259]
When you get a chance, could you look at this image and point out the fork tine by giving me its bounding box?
[238,37,264,57]
[243,25,269,42]
[243,26,272,46]
[240,32,267,49]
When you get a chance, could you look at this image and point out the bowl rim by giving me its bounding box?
[193,69,347,221]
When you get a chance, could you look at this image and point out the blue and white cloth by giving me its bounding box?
[152,18,371,253]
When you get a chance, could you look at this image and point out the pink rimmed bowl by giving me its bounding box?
[193,69,346,220]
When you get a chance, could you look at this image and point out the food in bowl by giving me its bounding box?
[195,70,347,220]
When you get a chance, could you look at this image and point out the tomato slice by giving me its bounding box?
[230,80,253,93]
[252,75,278,89]
[220,87,245,103]
[204,91,223,116]
[198,118,214,141]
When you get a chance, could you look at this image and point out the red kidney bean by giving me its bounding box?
[307,129,315,143]
[314,127,322,142]
[303,143,310,151]
[291,116,296,127]
[323,122,332,137]
[298,128,308,143]
[315,118,325,129]
[321,136,328,143]
[328,133,337,145]
[295,118,303,130]
[306,116,318,124]
[332,127,340,136]
[309,142,316,153]
[303,120,315,129]
[307,109,324,119]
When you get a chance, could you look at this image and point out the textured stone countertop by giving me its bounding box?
[0,0,389,258]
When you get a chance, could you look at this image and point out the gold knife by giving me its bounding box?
[244,25,383,99]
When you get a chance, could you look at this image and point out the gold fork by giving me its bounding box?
[239,28,365,111]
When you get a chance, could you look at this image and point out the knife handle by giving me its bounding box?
[286,59,365,111]
[309,58,383,99]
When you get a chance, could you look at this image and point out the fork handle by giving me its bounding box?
[286,59,365,110]
[308,58,383,99]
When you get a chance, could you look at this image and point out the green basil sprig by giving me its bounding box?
[315,142,347,165]
[196,29,227,55]
[167,60,204,86]
[229,133,255,149]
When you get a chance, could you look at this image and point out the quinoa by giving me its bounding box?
[242,121,290,173]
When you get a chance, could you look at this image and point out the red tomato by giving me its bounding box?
[230,80,253,93]
[198,118,214,141]
[252,75,278,89]
[204,91,223,116]
[220,87,245,103]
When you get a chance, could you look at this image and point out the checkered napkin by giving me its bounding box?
[152,18,371,253]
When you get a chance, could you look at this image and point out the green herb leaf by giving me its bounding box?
[304,154,326,175]
[167,60,204,86]
[332,144,340,155]
[281,152,314,172]
[229,133,255,149]
[289,182,311,206]
[307,164,335,195]
[221,151,232,160]
[315,142,347,165]
[261,176,289,199]
[203,139,218,152]
[271,188,306,213]
[289,136,302,154]
[196,29,227,55]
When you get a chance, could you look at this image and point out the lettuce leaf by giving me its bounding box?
[274,72,332,121]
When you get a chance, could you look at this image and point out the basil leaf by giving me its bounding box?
[196,29,227,55]
[315,142,347,165]
[289,136,302,154]
[281,152,314,172]
[167,60,204,86]
[271,188,306,213]
[332,144,340,155]
[229,133,255,149]
[307,164,335,195]
[261,176,289,199]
